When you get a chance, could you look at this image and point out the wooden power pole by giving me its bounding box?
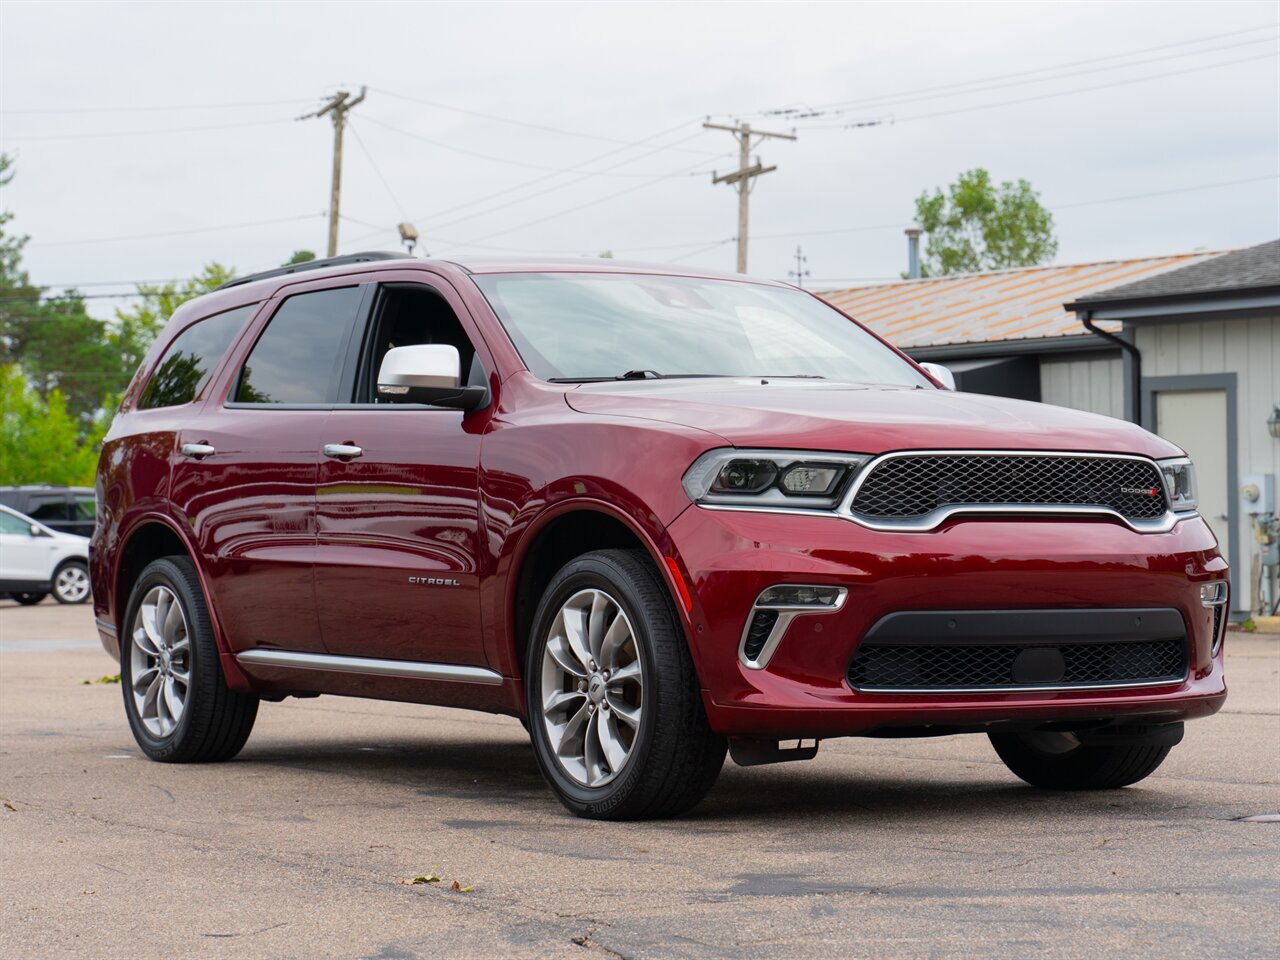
[301,88,367,256]
[703,121,796,274]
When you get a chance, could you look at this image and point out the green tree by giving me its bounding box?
[286,249,316,265]
[0,364,105,485]
[110,263,235,381]
[0,154,119,424]
[913,168,1058,276]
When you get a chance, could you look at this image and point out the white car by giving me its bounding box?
[0,504,91,605]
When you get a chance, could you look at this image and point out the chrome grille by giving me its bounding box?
[850,453,1168,521]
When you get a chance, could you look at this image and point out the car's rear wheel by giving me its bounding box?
[525,549,726,820]
[989,730,1172,790]
[51,560,91,604]
[121,556,258,762]
[11,592,46,605]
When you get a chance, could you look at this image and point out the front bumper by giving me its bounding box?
[668,507,1228,738]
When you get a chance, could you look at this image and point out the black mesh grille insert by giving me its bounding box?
[850,454,1168,521]
[742,609,779,662]
[847,638,1187,691]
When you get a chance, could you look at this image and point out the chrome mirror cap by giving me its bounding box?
[919,361,956,391]
[377,344,462,394]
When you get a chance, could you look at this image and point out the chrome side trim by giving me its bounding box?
[235,649,504,685]
[700,450,1197,534]
[94,617,117,636]
[851,676,1188,695]
[739,586,848,670]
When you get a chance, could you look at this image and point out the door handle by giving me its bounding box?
[323,443,363,460]
[180,443,216,459]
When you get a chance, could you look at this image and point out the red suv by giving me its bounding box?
[90,253,1228,819]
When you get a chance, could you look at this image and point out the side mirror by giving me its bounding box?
[919,361,956,391]
[29,524,50,538]
[377,344,487,410]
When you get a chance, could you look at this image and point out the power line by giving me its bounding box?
[340,125,715,248]
[365,86,726,157]
[0,116,297,142]
[790,23,1279,115]
[358,114,719,178]
[805,34,1278,119]
[829,51,1280,128]
[346,120,408,219]
[27,213,323,248]
[0,97,317,115]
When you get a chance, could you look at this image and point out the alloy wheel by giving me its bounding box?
[129,585,191,738]
[54,565,90,603]
[540,588,645,787]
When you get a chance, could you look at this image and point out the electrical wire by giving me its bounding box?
[0,97,317,115]
[346,120,408,219]
[0,117,299,143]
[366,86,725,157]
[796,23,1279,114]
[27,213,323,248]
[826,51,1280,128]
[805,34,1278,118]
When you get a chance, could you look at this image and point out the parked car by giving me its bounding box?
[0,485,96,537]
[0,504,92,604]
[90,252,1227,819]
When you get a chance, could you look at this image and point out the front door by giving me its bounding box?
[314,280,492,668]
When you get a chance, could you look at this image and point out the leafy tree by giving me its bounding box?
[286,250,316,265]
[0,154,120,424]
[110,263,235,382]
[0,364,105,485]
[913,168,1058,276]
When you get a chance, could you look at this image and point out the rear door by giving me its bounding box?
[171,285,369,655]
[314,278,494,667]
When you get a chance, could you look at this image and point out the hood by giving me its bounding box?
[565,379,1182,459]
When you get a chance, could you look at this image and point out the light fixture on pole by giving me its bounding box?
[398,222,420,256]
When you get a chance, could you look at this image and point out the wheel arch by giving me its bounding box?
[112,515,252,689]
[506,500,696,685]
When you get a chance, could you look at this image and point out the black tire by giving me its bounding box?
[51,559,91,604]
[989,731,1172,790]
[525,549,726,820]
[121,555,258,763]
[11,592,46,606]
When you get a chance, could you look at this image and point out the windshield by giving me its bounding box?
[473,272,931,386]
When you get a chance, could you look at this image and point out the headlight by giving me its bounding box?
[683,449,870,510]
[1158,457,1198,512]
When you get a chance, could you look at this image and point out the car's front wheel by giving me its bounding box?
[989,730,1172,790]
[52,560,91,604]
[121,556,258,762]
[11,592,46,605]
[526,549,726,820]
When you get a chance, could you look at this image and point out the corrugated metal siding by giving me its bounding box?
[1040,355,1124,419]
[1138,315,1280,613]
[818,252,1223,349]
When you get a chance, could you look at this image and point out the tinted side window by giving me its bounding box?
[235,287,364,404]
[139,305,254,409]
[27,497,68,522]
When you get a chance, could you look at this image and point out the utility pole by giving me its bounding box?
[788,245,810,288]
[703,121,796,274]
[301,87,367,257]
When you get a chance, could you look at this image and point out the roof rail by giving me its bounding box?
[215,251,414,290]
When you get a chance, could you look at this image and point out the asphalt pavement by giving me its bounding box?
[1,599,1277,959]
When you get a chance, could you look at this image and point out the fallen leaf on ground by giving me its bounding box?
[450,881,474,892]
[2,798,16,812]
[399,870,441,885]
[83,675,120,685]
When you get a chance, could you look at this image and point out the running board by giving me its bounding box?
[235,649,504,685]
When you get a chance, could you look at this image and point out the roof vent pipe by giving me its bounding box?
[905,227,922,280]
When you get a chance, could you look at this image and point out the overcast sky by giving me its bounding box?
[2,0,1277,317]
